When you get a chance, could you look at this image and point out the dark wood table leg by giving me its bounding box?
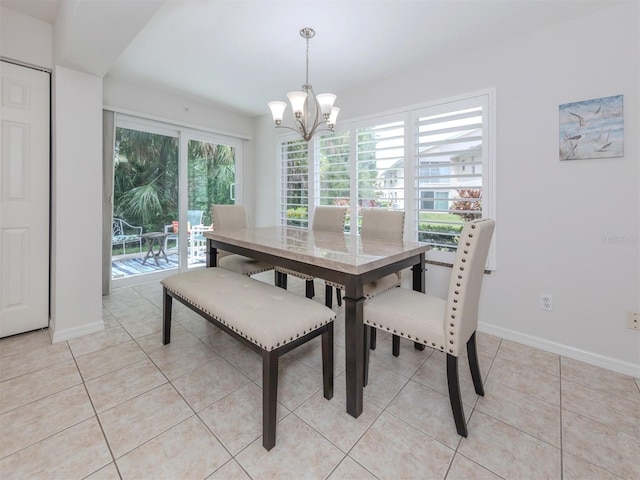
[343,276,364,418]
[413,253,426,350]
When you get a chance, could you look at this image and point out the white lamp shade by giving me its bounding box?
[287,91,308,115]
[268,101,287,123]
[328,106,340,126]
[316,93,337,117]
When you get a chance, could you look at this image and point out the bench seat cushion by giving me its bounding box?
[162,268,335,351]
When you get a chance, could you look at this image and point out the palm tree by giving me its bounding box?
[114,128,179,231]
[188,141,236,224]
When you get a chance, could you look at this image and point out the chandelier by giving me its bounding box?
[268,27,339,142]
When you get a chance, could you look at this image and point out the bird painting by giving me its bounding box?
[559,95,623,160]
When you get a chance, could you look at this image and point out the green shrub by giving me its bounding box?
[286,207,308,227]
[418,222,463,250]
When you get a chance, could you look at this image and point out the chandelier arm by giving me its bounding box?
[274,124,308,136]
[294,110,311,140]
[308,122,334,138]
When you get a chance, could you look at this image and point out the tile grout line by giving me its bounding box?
[70,341,122,479]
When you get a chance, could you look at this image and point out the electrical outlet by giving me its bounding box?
[540,294,553,311]
[628,311,640,330]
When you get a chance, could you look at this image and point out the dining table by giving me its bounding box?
[204,225,430,418]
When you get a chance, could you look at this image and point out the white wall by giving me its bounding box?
[0,7,52,69]
[50,65,104,342]
[2,7,105,343]
[254,2,640,376]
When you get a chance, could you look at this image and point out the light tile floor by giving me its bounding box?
[1,272,639,480]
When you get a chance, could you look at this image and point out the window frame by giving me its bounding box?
[276,88,496,270]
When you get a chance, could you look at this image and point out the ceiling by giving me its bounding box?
[1,0,628,117]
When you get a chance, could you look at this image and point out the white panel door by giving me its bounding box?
[0,61,50,337]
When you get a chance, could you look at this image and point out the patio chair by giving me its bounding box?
[112,218,143,254]
[164,210,204,251]
[188,224,210,261]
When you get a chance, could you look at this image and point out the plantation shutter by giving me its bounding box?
[412,95,488,254]
[279,138,309,227]
[316,130,350,208]
[355,119,405,231]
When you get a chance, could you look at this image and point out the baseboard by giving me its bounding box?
[478,321,640,379]
[50,319,105,344]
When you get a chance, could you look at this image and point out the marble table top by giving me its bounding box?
[204,226,429,275]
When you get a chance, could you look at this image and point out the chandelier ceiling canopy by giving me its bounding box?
[268,27,339,142]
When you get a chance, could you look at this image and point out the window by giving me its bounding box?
[278,90,495,268]
[279,138,309,227]
[316,131,350,205]
[357,120,405,210]
[412,94,493,267]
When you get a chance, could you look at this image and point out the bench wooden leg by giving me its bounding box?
[392,334,400,357]
[322,324,334,400]
[162,287,172,345]
[263,349,279,451]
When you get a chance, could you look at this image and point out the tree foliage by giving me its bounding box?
[450,188,482,221]
[114,128,235,232]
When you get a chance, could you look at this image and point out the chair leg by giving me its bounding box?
[262,350,279,450]
[162,288,172,345]
[364,325,371,387]
[392,334,400,357]
[321,324,334,399]
[446,354,468,437]
[336,288,342,307]
[466,331,484,396]
[305,279,315,299]
[369,328,377,350]
[325,284,333,308]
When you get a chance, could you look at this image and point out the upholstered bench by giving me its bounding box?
[161,267,335,450]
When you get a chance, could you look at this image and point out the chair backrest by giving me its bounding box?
[446,218,495,356]
[211,204,248,230]
[112,218,123,236]
[187,210,204,227]
[312,206,347,233]
[360,209,405,242]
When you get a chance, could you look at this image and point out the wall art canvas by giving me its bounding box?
[559,94,623,160]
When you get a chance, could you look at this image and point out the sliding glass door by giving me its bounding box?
[185,135,236,266]
[111,115,241,284]
[111,125,179,281]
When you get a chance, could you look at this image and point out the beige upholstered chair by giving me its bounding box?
[325,208,404,309]
[363,218,495,437]
[275,206,347,298]
[210,205,274,276]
